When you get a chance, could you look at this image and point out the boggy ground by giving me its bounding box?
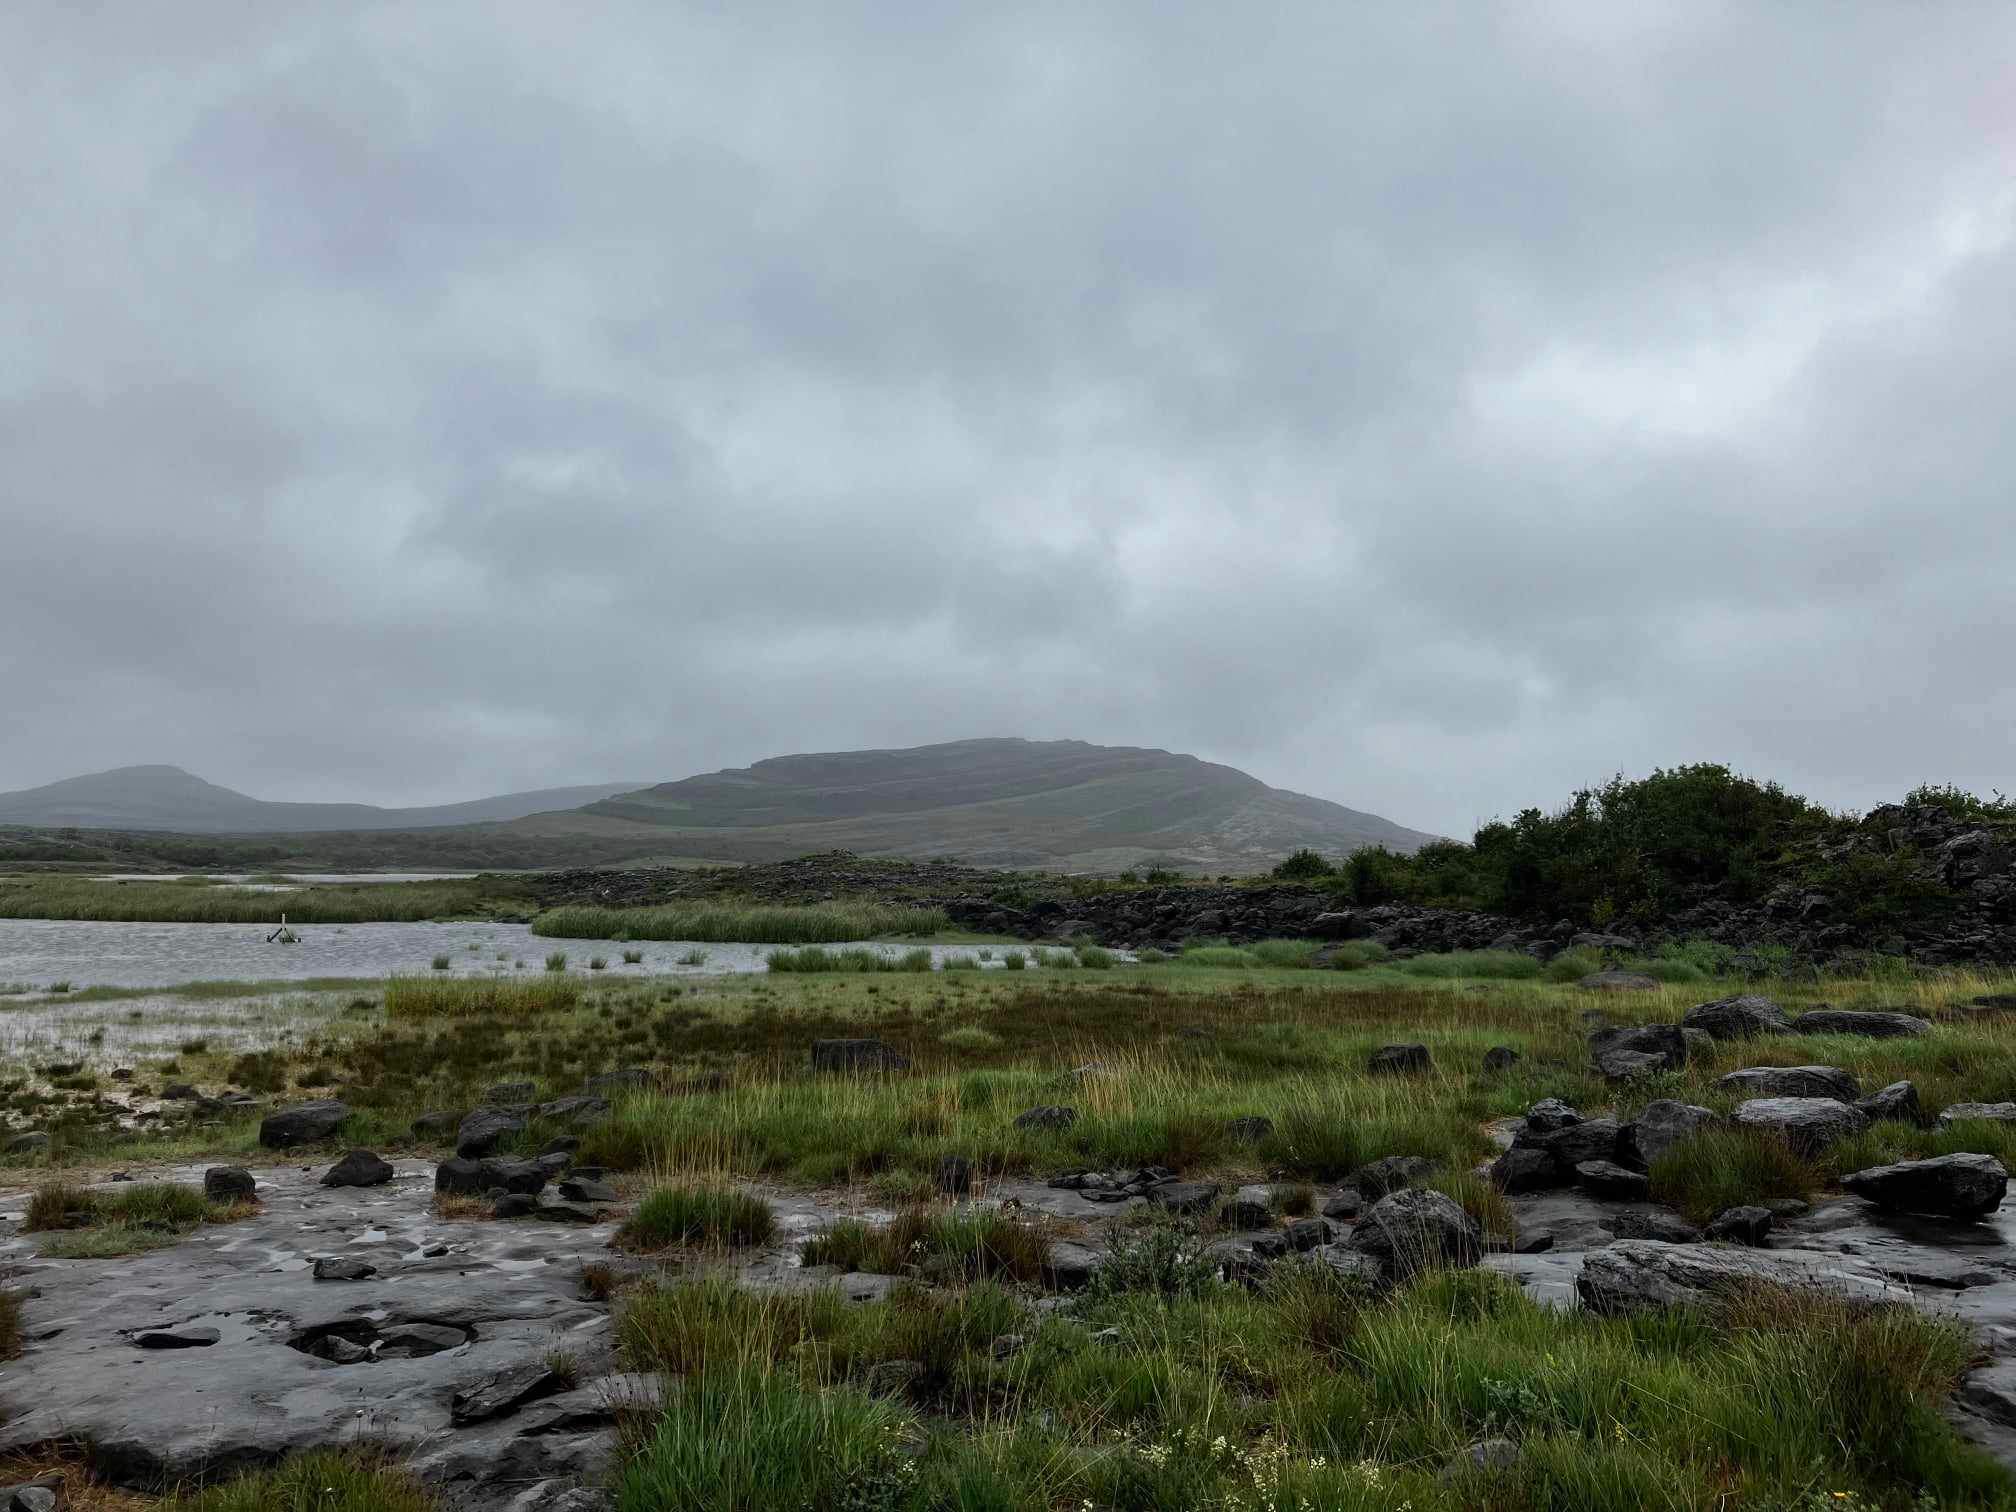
[11,962,2016,1508]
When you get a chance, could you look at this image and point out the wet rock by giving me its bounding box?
[1607,1211,1702,1243]
[1219,1197,1273,1229]
[1044,1241,1103,1289]
[201,1165,257,1202]
[1512,1228,1554,1254]
[1345,1189,1483,1278]
[1517,1117,1623,1171]
[1577,1239,1900,1314]
[1524,1098,1582,1132]
[1857,1080,1923,1125]
[1733,1097,1869,1155]
[811,1039,911,1072]
[258,1098,350,1149]
[313,1256,377,1281]
[1761,1197,1811,1220]
[1576,1160,1651,1201]
[436,1156,551,1197]
[4,1133,48,1156]
[1490,1147,1563,1194]
[1682,994,1790,1040]
[1224,1115,1273,1142]
[557,1177,618,1204]
[1580,970,1660,992]
[495,1193,541,1219]
[1353,1154,1436,1198]
[1621,1101,1718,1168]
[1283,1217,1333,1252]
[1589,1024,1687,1080]
[134,1327,220,1349]
[1795,1009,1932,1039]
[1304,1244,1384,1285]
[1482,1046,1521,1073]
[1716,1065,1859,1102]
[456,1106,530,1159]
[1841,1153,2008,1220]
[1012,1105,1078,1131]
[1320,1189,1362,1220]
[1367,1043,1431,1075]
[1704,1206,1774,1245]
[1147,1181,1219,1216]
[320,1149,395,1188]
[451,1361,567,1425]
[1939,1102,2016,1129]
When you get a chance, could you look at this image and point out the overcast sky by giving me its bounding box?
[4,3,2012,836]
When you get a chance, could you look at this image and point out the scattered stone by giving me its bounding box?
[1044,1241,1103,1289]
[1517,1117,1623,1171]
[1512,1229,1554,1254]
[1580,970,1660,991]
[1012,1105,1078,1131]
[9,1487,59,1512]
[1716,1065,1859,1102]
[1305,1244,1384,1285]
[320,1149,395,1188]
[1283,1217,1333,1252]
[4,1133,49,1156]
[1219,1197,1273,1230]
[1704,1206,1774,1245]
[1589,1023,1687,1080]
[1441,1436,1520,1480]
[1489,1147,1562,1194]
[1224,1115,1273,1142]
[1576,1160,1651,1201]
[1842,1153,2009,1220]
[134,1326,220,1349]
[837,1273,900,1303]
[436,1156,551,1196]
[450,1361,567,1425]
[1524,1098,1582,1132]
[1795,1009,1932,1039]
[1577,1239,1900,1315]
[1681,994,1791,1040]
[494,1193,541,1219]
[313,1256,377,1281]
[1482,1046,1521,1073]
[162,1083,200,1100]
[1732,1097,1870,1155]
[1345,1188,1483,1278]
[558,1177,618,1203]
[257,1098,350,1149]
[1939,1102,2016,1129]
[1621,1100,1718,1168]
[810,1038,911,1072]
[1367,1043,1431,1075]
[456,1106,530,1159]
[1846,1081,1920,1129]
[1761,1197,1811,1220]
[1146,1181,1219,1216]
[1353,1154,1436,1198]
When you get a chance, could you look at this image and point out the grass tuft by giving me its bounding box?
[617,1185,777,1251]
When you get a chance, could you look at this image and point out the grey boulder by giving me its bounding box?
[1716,1065,1859,1102]
[1345,1189,1483,1278]
[1681,995,1789,1040]
[1841,1153,2008,1221]
[1732,1097,1869,1155]
[1856,1080,1923,1125]
[1577,1239,1902,1314]
[1794,1009,1932,1039]
[1939,1102,2016,1129]
[456,1107,529,1159]
[257,1099,350,1149]
[1589,1024,1687,1080]
[1620,1100,1717,1168]
[320,1149,395,1188]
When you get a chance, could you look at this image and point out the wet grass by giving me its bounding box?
[531,901,950,943]
[616,1184,777,1250]
[162,1450,437,1511]
[23,1179,253,1257]
[800,1207,1056,1283]
[0,874,532,924]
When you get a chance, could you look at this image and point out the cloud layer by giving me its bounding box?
[5,3,2013,834]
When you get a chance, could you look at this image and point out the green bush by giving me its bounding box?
[1271,848,1336,880]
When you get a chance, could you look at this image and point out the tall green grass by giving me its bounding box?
[617,1185,777,1250]
[384,974,582,1019]
[766,945,935,973]
[532,902,949,943]
[164,1451,436,1512]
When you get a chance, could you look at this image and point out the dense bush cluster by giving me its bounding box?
[1275,766,2012,929]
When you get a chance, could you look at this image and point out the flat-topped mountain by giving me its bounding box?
[563,738,1437,872]
[0,764,642,833]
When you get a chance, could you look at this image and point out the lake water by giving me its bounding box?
[0,918,1018,991]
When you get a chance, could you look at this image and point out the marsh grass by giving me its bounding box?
[162,1449,437,1511]
[533,902,949,943]
[800,1208,1055,1284]
[384,974,581,1020]
[766,945,933,973]
[1648,1128,1816,1223]
[616,1184,777,1251]
[25,1180,248,1257]
[0,874,527,925]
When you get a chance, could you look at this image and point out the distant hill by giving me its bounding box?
[0,765,643,833]
[558,738,1438,872]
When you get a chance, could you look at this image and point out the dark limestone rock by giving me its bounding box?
[312,1256,377,1281]
[1704,1206,1774,1245]
[558,1177,618,1204]
[1856,1079,1922,1125]
[1353,1154,1436,1198]
[134,1327,220,1349]
[1620,1100,1717,1169]
[1841,1153,2008,1220]
[1043,1240,1103,1289]
[1524,1098,1582,1132]
[319,1149,394,1188]
[1716,1065,1859,1102]
[1012,1105,1078,1131]
[1607,1211,1702,1243]
[811,1038,911,1072]
[935,1154,973,1195]
[1283,1217,1333,1252]
[1517,1117,1623,1170]
[1732,1097,1870,1155]
[1146,1181,1220,1216]
[1512,1229,1554,1254]
[1795,1009,1932,1039]
[450,1361,567,1425]
[456,1106,529,1159]
[1367,1043,1431,1075]
[1939,1102,2016,1129]
[1576,1160,1651,1201]
[1219,1198,1273,1229]
[257,1099,350,1149]
[203,1166,256,1202]
[1490,1147,1563,1194]
[1482,1046,1521,1073]
[1589,1024,1687,1080]
[1577,1239,1898,1315]
[1320,1188,1363,1220]
[1345,1189,1483,1278]
[1682,995,1790,1040]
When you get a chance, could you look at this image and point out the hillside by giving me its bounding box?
[564,738,1437,872]
[0,764,642,833]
